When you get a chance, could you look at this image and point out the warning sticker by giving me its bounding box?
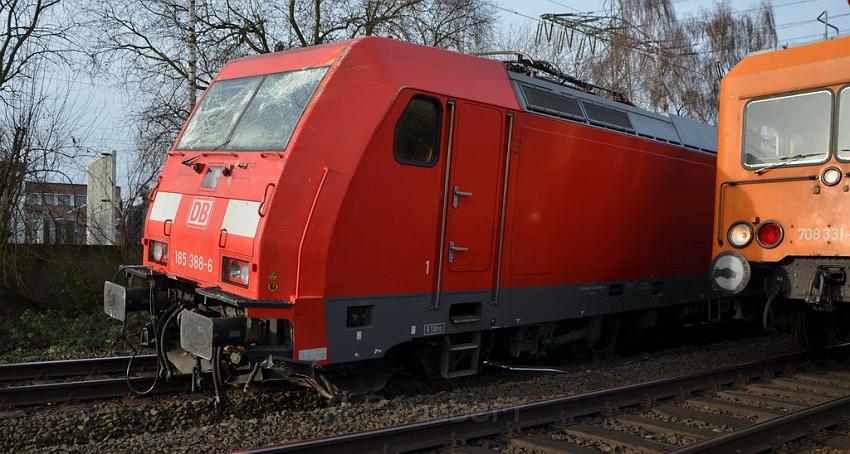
[298,347,327,362]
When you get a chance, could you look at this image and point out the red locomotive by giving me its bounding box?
[104,37,718,400]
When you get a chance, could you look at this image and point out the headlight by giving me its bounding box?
[240,263,249,285]
[757,221,783,249]
[148,240,168,264]
[822,167,842,186]
[222,257,249,287]
[727,221,753,248]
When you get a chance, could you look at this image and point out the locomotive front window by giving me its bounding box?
[228,68,327,150]
[742,90,832,169]
[837,87,850,160]
[177,67,328,151]
[177,76,262,150]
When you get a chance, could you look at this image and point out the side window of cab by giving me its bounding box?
[394,96,441,167]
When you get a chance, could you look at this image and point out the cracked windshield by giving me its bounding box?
[177,67,328,151]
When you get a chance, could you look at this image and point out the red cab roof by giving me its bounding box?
[215,37,521,110]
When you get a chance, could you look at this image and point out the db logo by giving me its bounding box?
[186,198,214,228]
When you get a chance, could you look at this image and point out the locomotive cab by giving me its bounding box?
[710,36,850,348]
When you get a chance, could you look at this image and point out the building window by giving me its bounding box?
[75,195,87,207]
[55,220,75,244]
[41,218,51,244]
[26,194,41,206]
[393,96,441,167]
[57,194,72,206]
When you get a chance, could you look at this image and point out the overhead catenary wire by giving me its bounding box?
[777,11,850,29]
[542,0,582,14]
[677,0,817,20]
[492,0,843,64]
[490,3,713,78]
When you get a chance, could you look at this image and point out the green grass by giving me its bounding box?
[0,309,135,362]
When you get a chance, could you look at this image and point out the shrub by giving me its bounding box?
[0,309,131,360]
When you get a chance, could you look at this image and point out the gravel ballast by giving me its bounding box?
[0,334,800,453]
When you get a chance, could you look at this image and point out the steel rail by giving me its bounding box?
[669,393,850,453]
[237,345,849,454]
[0,374,192,407]
[0,355,157,382]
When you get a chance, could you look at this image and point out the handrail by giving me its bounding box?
[294,167,329,298]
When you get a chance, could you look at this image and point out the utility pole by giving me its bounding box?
[817,11,839,41]
[187,0,198,111]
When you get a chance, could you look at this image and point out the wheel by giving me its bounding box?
[794,306,831,351]
[591,316,620,359]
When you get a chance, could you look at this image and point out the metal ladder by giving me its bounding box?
[440,332,482,379]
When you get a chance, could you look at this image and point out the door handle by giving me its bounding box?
[452,186,473,208]
[448,241,469,263]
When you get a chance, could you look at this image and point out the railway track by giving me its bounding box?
[0,355,191,407]
[0,355,157,383]
[239,345,850,454]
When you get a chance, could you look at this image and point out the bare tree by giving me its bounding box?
[85,0,498,248]
[0,72,93,285]
[0,0,87,275]
[408,0,494,52]
[500,0,776,124]
[1,0,56,88]
[680,1,776,121]
[0,0,74,99]
[88,0,497,103]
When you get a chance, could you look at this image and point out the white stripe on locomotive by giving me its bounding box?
[222,199,261,238]
[149,192,183,222]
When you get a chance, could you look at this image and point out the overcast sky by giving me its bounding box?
[63,0,850,187]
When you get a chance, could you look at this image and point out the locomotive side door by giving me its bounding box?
[435,100,506,307]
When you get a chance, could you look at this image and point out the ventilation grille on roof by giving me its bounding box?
[521,85,585,121]
[513,74,717,153]
[581,101,633,131]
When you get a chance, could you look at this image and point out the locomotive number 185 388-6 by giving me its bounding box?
[174,250,214,272]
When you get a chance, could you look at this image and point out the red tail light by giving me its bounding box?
[756,221,783,248]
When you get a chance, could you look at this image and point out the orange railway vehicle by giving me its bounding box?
[103,37,719,401]
[709,36,850,349]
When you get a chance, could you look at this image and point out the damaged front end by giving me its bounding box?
[104,266,323,404]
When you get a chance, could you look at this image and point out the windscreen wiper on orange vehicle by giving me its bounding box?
[755,153,823,175]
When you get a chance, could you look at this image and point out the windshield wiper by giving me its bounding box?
[755,153,823,175]
[205,139,231,153]
[181,141,236,167]
[181,154,202,167]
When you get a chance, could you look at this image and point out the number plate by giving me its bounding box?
[797,227,847,242]
[174,250,214,273]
